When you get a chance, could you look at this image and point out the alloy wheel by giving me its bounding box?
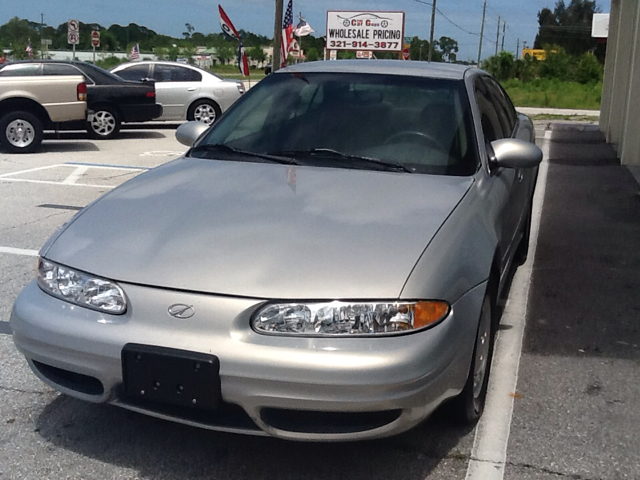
[5,119,35,148]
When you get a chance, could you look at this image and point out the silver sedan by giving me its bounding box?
[11,60,542,442]
[110,61,244,124]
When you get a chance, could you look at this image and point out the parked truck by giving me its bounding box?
[0,75,88,153]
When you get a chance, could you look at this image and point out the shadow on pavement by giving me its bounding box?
[44,131,166,141]
[525,123,640,360]
[123,122,182,130]
[36,396,473,480]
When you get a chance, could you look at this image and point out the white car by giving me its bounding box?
[111,61,245,124]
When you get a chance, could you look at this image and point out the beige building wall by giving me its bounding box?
[600,0,640,166]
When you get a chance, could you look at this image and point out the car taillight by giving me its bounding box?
[146,91,155,98]
[237,82,245,95]
[77,82,87,102]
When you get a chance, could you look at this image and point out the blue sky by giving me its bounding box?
[3,0,609,61]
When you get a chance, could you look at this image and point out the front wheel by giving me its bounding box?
[87,106,121,140]
[187,99,221,125]
[451,293,495,424]
[0,111,44,153]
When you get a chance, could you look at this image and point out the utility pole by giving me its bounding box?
[477,0,487,66]
[428,0,437,62]
[40,13,44,59]
[501,21,506,52]
[273,0,284,72]
[517,38,520,58]
[495,16,500,56]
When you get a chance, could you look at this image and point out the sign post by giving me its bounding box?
[68,19,79,60]
[91,30,100,64]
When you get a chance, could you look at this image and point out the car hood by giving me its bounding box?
[44,158,473,299]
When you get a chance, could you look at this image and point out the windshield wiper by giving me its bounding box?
[270,148,413,173]
[191,144,299,165]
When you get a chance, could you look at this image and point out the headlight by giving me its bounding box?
[37,258,127,314]
[252,300,450,336]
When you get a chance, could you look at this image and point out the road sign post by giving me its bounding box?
[91,30,100,64]
[68,19,79,60]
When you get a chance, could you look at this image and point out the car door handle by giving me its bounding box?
[187,88,197,91]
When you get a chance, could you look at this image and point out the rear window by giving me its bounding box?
[0,64,40,76]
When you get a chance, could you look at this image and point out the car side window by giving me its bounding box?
[474,77,504,143]
[483,77,517,136]
[152,65,201,82]
[0,64,40,76]
[116,65,149,82]
[42,64,92,84]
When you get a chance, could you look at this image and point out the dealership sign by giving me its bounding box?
[326,11,405,52]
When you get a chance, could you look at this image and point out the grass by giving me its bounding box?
[209,64,266,81]
[529,114,598,122]
[502,78,603,110]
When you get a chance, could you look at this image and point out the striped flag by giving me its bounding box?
[25,41,33,59]
[294,15,314,37]
[219,5,241,41]
[281,0,294,67]
[130,43,140,60]
[237,42,249,77]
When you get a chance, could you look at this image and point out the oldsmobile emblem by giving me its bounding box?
[168,304,195,319]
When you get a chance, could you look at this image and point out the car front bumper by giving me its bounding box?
[10,280,485,441]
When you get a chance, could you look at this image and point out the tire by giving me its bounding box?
[187,99,221,125]
[0,111,44,153]
[87,106,121,140]
[450,292,496,425]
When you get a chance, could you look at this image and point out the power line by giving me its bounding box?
[411,0,481,36]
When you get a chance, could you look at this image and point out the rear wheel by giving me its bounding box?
[87,106,121,140]
[451,292,495,424]
[0,111,44,153]
[187,99,221,125]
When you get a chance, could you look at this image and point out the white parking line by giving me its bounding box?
[0,164,63,178]
[0,247,39,257]
[465,140,550,480]
[63,166,90,185]
[0,178,112,189]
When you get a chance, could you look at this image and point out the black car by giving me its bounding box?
[0,61,163,139]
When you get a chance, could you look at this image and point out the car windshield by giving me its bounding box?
[196,72,478,175]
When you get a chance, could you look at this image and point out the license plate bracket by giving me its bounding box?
[122,343,221,410]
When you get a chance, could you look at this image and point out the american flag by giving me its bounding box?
[130,43,140,60]
[281,0,293,67]
[25,41,33,59]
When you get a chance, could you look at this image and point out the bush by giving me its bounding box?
[574,52,603,84]
[539,47,571,81]
[482,51,515,81]
[96,56,126,69]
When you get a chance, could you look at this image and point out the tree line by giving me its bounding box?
[483,0,605,84]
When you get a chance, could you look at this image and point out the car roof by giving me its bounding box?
[278,60,478,80]
[4,60,86,66]
[116,61,199,69]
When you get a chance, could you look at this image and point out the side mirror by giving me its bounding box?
[176,121,210,147]
[490,138,543,169]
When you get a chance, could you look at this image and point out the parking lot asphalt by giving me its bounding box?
[0,122,638,479]
[506,124,640,479]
